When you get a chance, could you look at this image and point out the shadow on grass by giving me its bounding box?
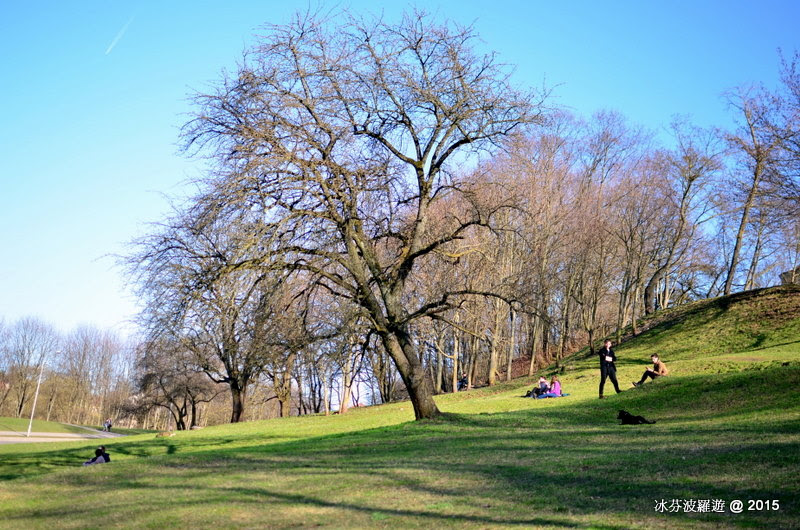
[1,365,798,527]
[570,285,800,367]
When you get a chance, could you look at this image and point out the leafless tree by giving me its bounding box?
[643,119,720,313]
[129,210,278,423]
[133,337,221,430]
[722,86,785,295]
[1,318,59,418]
[180,10,546,419]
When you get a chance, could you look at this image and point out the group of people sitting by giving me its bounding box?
[528,351,670,400]
[83,445,111,466]
[526,375,568,399]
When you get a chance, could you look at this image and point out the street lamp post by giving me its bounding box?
[26,351,56,437]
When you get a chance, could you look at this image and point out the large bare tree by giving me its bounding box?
[181,11,545,419]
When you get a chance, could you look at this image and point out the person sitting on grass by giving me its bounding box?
[83,448,107,466]
[524,376,549,398]
[632,354,669,387]
[536,375,569,398]
[534,376,549,397]
[98,445,110,462]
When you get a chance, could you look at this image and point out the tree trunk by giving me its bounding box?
[744,220,765,290]
[488,299,503,386]
[322,364,331,416]
[230,382,245,423]
[16,386,27,418]
[631,284,641,336]
[725,163,763,295]
[434,335,444,394]
[506,307,515,382]
[381,331,440,420]
[296,371,306,416]
[528,314,540,376]
[190,399,198,429]
[451,326,460,393]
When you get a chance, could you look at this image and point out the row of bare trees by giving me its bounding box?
[0,318,131,426]
[124,11,798,423]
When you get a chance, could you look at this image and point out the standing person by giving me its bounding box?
[598,339,621,399]
[633,354,669,386]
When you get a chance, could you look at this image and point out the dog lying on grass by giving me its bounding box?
[617,410,656,425]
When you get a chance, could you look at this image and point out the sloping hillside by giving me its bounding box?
[0,287,798,528]
[617,285,800,362]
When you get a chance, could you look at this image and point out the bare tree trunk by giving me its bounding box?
[506,307,515,382]
[724,193,755,296]
[744,220,765,290]
[528,314,540,376]
[631,284,641,335]
[488,299,503,386]
[380,330,440,419]
[230,383,245,423]
[322,365,331,416]
[724,99,769,295]
[340,367,353,415]
[434,335,444,394]
[15,387,27,418]
[451,327,460,393]
[190,399,198,429]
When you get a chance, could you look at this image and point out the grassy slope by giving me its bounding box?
[0,418,154,436]
[0,286,798,528]
[0,418,102,435]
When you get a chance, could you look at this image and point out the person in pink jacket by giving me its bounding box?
[536,376,566,398]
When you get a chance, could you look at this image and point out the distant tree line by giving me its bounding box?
[0,317,131,427]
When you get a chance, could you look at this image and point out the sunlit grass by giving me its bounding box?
[0,417,98,435]
[0,286,798,528]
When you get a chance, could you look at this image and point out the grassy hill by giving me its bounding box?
[0,286,798,528]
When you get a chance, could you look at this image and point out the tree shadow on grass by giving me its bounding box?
[1,365,798,527]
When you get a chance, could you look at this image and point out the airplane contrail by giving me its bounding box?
[105,16,135,55]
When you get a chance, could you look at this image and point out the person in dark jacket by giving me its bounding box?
[598,339,621,399]
[83,448,106,466]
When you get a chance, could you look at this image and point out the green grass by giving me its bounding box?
[0,286,798,528]
[613,285,800,364]
[85,425,156,436]
[0,417,102,435]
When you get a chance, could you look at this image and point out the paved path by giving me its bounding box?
[0,429,124,444]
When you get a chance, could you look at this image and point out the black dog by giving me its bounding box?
[617,409,656,425]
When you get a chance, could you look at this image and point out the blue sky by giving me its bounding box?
[1,1,798,336]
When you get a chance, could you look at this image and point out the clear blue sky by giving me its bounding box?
[1,1,798,337]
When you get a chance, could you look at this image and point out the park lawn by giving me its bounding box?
[0,417,102,435]
[85,425,157,436]
[0,285,798,528]
[0,364,797,528]
[611,285,800,364]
